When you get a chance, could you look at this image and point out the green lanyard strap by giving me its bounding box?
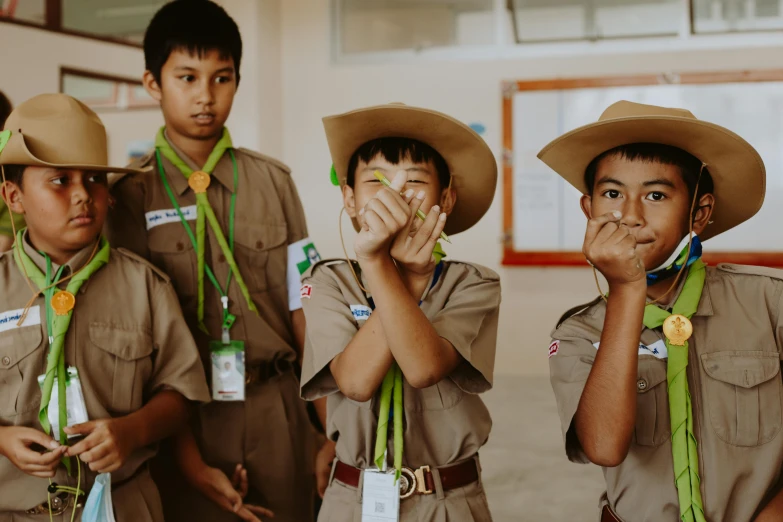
[643,259,707,522]
[154,128,256,337]
[13,231,110,471]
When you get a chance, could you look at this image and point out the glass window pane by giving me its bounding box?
[0,0,45,25]
[62,0,168,44]
[509,0,681,43]
[692,0,783,33]
[338,0,495,55]
[61,70,157,111]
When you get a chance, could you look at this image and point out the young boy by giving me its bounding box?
[544,101,783,522]
[0,93,209,520]
[106,1,319,521]
[300,104,501,521]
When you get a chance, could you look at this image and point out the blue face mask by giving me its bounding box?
[645,234,702,286]
[81,473,116,522]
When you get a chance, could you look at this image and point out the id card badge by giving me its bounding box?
[361,469,400,522]
[37,367,89,438]
[210,340,245,401]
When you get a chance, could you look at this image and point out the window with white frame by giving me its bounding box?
[335,0,497,55]
[508,0,682,42]
[692,0,783,33]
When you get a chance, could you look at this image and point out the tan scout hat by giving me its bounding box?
[537,100,765,241]
[0,93,144,174]
[323,104,498,235]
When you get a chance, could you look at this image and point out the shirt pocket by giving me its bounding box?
[147,222,196,299]
[634,356,670,447]
[406,378,465,412]
[701,350,782,447]
[233,221,288,293]
[0,326,44,417]
[88,323,153,415]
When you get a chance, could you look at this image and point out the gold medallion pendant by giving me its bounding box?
[51,291,76,316]
[188,171,211,194]
[663,314,693,345]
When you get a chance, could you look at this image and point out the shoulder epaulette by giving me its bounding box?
[114,248,170,282]
[302,258,349,279]
[716,263,783,282]
[556,295,604,328]
[236,148,292,174]
[108,152,155,188]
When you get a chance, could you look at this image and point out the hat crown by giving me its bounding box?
[599,100,697,122]
[3,93,107,166]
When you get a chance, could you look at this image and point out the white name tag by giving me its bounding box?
[361,470,400,521]
[350,305,372,321]
[145,205,197,230]
[0,306,41,333]
[38,367,89,438]
[593,339,668,360]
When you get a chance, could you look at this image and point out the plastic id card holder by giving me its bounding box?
[210,340,245,401]
[37,367,89,439]
[361,469,400,522]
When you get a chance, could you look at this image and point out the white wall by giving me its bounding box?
[276,0,783,376]
[0,22,162,166]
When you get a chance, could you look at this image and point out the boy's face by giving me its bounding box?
[580,155,713,271]
[342,154,456,229]
[144,48,237,142]
[2,167,109,259]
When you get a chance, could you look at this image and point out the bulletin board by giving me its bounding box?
[502,70,783,267]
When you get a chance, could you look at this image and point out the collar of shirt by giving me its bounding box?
[643,263,714,322]
[22,230,98,281]
[161,128,237,196]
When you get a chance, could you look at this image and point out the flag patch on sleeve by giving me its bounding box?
[548,340,560,358]
[300,284,313,299]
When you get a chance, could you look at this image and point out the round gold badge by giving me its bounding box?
[663,314,693,346]
[51,291,76,316]
[188,171,211,193]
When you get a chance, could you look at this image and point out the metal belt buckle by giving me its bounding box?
[398,465,434,499]
[25,493,75,516]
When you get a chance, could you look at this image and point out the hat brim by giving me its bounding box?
[537,115,765,241]
[0,133,145,175]
[323,105,497,235]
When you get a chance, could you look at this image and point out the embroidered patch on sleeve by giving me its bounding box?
[300,284,313,299]
[548,340,560,358]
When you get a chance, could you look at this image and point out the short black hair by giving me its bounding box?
[1,164,25,187]
[0,91,12,129]
[144,0,242,85]
[346,138,451,189]
[585,143,714,216]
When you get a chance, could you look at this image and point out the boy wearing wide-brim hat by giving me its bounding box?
[300,103,501,521]
[544,101,783,521]
[0,93,209,521]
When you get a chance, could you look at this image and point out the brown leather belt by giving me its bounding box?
[601,505,622,522]
[333,458,479,499]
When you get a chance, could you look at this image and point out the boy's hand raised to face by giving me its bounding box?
[583,211,645,287]
[391,190,447,295]
[354,171,413,261]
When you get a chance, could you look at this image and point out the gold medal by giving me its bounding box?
[663,314,693,346]
[51,291,75,316]
[188,171,211,193]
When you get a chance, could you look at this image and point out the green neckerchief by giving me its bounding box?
[373,248,446,480]
[154,128,257,335]
[642,259,707,522]
[13,230,110,471]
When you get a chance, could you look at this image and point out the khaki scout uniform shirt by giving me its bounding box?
[300,259,501,522]
[106,137,316,522]
[0,235,209,521]
[550,264,783,522]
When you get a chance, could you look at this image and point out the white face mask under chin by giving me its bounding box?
[646,234,693,275]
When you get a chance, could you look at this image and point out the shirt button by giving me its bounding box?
[255,240,264,249]
[1,356,10,366]
[637,379,648,392]
[176,242,184,251]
